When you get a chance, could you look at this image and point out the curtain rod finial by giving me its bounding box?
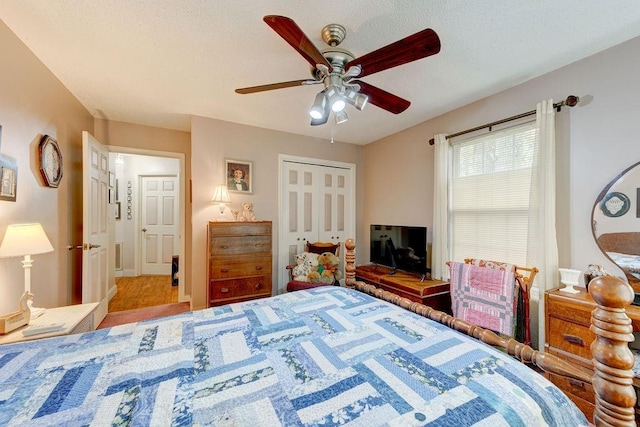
[565,95,579,107]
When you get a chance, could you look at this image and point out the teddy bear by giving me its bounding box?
[308,251,342,284]
[291,252,319,282]
[238,202,257,222]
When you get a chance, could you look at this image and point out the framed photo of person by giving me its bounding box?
[0,155,17,202]
[225,159,253,194]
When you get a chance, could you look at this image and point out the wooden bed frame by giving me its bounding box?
[343,238,637,426]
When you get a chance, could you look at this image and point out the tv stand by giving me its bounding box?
[355,264,451,314]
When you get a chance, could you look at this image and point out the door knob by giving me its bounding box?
[142,228,147,233]
[83,243,101,250]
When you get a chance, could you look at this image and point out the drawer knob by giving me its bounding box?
[220,245,228,249]
[255,266,263,270]
[255,283,263,290]
[221,268,229,273]
[562,334,585,346]
[220,287,229,293]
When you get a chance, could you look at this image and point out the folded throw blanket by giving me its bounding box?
[449,261,516,336]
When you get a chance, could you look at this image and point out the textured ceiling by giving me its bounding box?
[2,1,640,145]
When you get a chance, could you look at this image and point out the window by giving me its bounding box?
[451,121,538,265]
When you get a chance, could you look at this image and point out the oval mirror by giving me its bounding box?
[591,160,640,291]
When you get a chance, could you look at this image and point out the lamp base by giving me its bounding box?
[27,300,46,319]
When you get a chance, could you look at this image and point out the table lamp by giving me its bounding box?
[0,223,54,318]
[211,184,231,221]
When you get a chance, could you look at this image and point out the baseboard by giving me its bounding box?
[108,284,117,301]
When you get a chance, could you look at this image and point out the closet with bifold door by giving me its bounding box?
[278,157,355,292]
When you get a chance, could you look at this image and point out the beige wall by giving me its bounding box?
[190,116,365,309]
[0,20,94,314]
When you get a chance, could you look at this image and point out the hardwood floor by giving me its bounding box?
[109,275,178,312]
[98,275,187,329]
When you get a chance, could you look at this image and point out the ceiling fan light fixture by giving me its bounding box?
[325,85,346,112]
[309,91,327,120]
[345,88,368,111]
[334,110,349,125]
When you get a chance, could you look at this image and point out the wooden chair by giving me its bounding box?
[447,258,538,345]
[286,241,341,292]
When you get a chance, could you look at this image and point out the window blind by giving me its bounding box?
[451,121,538,266]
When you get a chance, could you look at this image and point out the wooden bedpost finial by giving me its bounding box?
[344,238,356,288]
[589,275,637,426]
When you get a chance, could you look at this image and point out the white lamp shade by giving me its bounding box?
[211,185,231,204]
[0,223,54,257]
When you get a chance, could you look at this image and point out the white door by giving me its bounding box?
[279,157,355,293]
[317,166,351,243]
[82,131,109,326]
[141,175,179,275]
[282,161,319,257]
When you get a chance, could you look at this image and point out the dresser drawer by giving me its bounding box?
[547,372,595,404]
[547,296,592,326]
[210,235,271,256]
[209,256,271,279]
[210,276,271,300]
[548,316,595,360]
[208,222,272,237]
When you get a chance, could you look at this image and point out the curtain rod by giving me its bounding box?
[428,95,579,146]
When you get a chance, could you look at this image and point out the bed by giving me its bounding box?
[0,240,636,426]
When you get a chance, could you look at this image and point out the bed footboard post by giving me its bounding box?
[589,275,637,426]
[345,238,356,288]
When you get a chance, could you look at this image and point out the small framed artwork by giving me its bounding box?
[225,159,253,194]
[600,191,630,217]
[109,171,115,188]
[115,202,121,220]
[0,156,17,202]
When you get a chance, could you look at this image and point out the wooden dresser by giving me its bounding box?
[355,264,451,314]
[545,287,640,421]
[207,221,272,307]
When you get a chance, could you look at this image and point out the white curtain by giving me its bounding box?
[527,99,559,349]
[432,134,450,280]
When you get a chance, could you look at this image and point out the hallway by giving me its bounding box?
[109,275,178,312]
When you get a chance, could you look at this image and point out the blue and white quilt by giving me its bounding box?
[0,287,587,426]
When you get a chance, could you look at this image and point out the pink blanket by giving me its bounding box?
[449,261,516,336]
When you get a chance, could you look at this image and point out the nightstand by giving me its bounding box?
[0,302,99,345]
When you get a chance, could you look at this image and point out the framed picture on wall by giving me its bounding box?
[0,156,17,202]
[225,159,253,194]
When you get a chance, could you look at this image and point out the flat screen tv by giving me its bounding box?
[370,224,428,279]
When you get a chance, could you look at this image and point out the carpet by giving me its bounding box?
[97,302,191,329]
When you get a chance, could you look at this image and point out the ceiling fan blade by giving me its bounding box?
[235,79,319,94]
[263,15,333,72]
[353,80,410,114]
[345,28,440,78]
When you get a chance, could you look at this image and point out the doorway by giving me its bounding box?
[106,148,187,312]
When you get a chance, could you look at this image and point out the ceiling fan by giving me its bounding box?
[235,15,441,126]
